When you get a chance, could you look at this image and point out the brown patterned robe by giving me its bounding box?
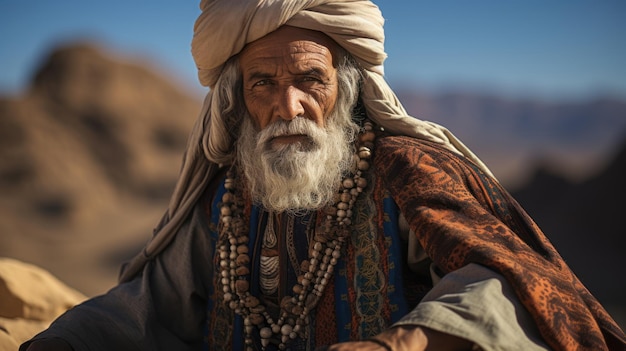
[375,135,626,350]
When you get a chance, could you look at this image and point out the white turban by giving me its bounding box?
[120,0,493,282]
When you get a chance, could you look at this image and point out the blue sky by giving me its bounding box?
[1,1,625,100]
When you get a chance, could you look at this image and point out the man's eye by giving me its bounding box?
[302,76,322,83]
[253,79,270,87]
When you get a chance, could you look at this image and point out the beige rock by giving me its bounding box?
[0,317,49,348]
[0,257,87,349]
[0,329,19,351]
[0,257,86,321]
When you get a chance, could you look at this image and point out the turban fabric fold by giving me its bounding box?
[119,0,493,282]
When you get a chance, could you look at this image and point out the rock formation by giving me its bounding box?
[0,43,200,296]
[0,257,86,350]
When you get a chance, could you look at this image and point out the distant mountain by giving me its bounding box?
[0,43,200,220]
[396,90,626,189]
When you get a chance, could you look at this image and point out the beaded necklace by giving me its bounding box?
[218,121,376,350]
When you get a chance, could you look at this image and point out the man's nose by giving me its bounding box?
[275,85,305,121]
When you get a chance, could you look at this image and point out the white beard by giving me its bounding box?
[237,115,355,213]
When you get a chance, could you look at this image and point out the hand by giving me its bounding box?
[24,338,73,351]
[318,340,390,350]
[321,325,473,351]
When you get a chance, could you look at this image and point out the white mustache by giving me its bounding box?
[257,117,324,146]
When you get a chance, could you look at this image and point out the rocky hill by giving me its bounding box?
[0,43,200,296]
[0,258,87,349]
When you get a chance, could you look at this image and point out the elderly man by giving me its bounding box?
[22,1,626,351]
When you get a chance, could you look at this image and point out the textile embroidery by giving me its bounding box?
[350,173,386,338]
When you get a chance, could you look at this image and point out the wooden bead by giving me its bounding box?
[224,179,235,190]
[340,192,351,202]
[222,192,233,203]
[244,295,259,308]
[305,294,317,309]
[342,178,354,189]
[281,324,293,336]
[236,266,249,275]
[314,234,328,243]
[235,280,249,293]
[358,160,370,171]
[358,149,371,159]
[220,206,232,216]
[248,313,264,325]
[281,296,293,307]
[293,284,303,294]
[250,304,266,313]
[359,131,375,142]
[236,254,250,265]
[356,177,367,188]
[260,327,272,339]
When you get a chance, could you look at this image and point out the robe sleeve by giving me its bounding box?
[394,263,550,350]
[374,135,626,350]
[396,218,549,350]
[20,200,214,351]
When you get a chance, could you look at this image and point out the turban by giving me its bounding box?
[119,0,493,282]
[192,0,387,88]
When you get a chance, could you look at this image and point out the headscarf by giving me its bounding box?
[119,0,494,282]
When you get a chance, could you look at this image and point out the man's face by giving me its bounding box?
[239,26,339,148]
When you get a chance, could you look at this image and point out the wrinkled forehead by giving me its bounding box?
[239,25,343,66]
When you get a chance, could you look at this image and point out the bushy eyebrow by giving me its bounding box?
[245,67,329,82]
[246,71,274,82]
[297,68,328,79]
